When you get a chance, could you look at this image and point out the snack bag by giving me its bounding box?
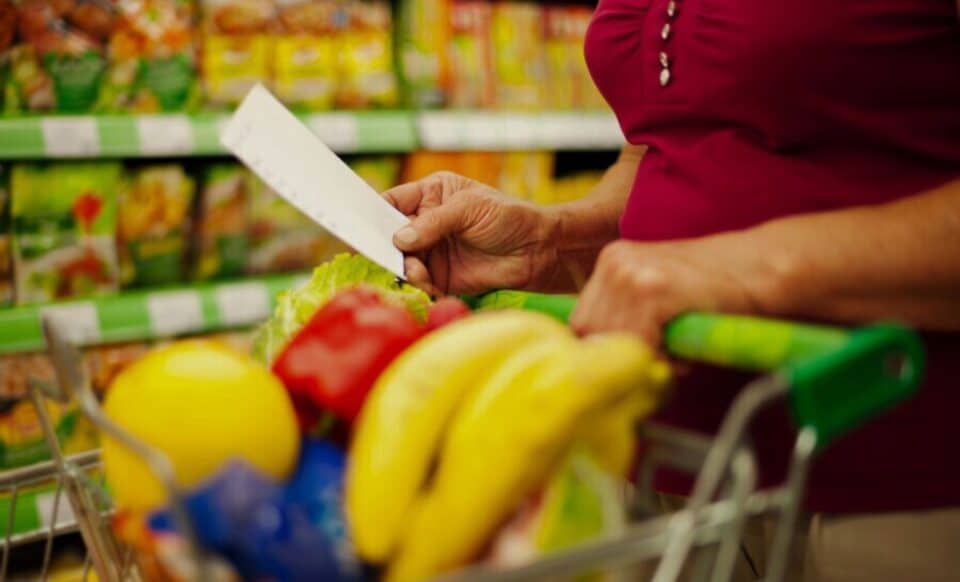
[11,163,120,304]
[491,2,544,110]
[569,7,606,111]
[246,175,343,274]
[397,0,449,107]
[118,165,195,287]
[498,151,553,203]
[101,0,198,112]
[348,155,400,193]
[448,0,493,109]
[6,0,112,113]
[544,6,575,110]
[193,164,249,280]
[273,0,337,109]
[202,0,276,106]
[0,165,12,307]
[337,0,397,108]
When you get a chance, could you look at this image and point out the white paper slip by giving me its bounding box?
[220,84,408,278]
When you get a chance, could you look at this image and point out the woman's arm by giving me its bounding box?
[538,144,646,291]
[570,178,960,342]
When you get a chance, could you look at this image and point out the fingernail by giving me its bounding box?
[395,227,418,247]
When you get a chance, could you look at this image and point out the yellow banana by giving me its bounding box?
[346,310,570,563]
[388,333,669,581]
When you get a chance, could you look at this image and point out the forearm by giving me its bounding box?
[731,178,960,329]
[537,145,645,291]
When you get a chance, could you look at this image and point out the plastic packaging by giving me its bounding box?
[273,0,338,109]
[194,164,249,280]
[201,0,276,106]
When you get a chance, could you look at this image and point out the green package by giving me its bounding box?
[194,164,249,280]
[246,175,342,275]
[396,0,450,107]
[5,41,106,114]
[11,163,121,305]
[0,165,11,307]
[118,165,195,287]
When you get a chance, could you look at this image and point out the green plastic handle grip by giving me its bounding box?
[470,290,924,445]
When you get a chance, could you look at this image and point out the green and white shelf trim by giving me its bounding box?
[0,272,309,355]
[0,111,623,158]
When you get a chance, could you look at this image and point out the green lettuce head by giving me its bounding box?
[253,253,432,364]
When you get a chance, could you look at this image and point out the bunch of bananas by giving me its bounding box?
[346,310,671,581]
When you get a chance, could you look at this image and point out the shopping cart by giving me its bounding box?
[5,294,924,582]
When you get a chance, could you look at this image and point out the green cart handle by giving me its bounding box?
[469,290,925,446]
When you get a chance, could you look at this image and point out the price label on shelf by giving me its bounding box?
[40,303,101,345]
[308,113,360,152]
[137,115,194,155]
[147,291,204,336]
[41,118,100,157]
[215,282,270,326]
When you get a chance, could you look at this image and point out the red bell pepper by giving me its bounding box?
[272,286,425,428]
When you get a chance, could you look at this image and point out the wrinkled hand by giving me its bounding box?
[383,172,558,296]
[570,239,764,347]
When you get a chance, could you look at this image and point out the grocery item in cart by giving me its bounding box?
[11,162,120,304]
[397,0,450,107]
[5,0,113,112]
[491,2,545,109]
[252,253,431,363]
[0,165,12,306]
[202,0,276,105]
[273,0,338,109]
[448,0,494,108]
[247,174,343,274]
[337,0,397,108]
[194,163,249,280]
[102,0,199,112]
[102,339,300,511]
[118,164,195,286]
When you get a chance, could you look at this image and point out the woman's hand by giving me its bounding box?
[570,238,765,347]
[383,172,561,296]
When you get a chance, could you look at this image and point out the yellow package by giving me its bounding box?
[202,0,276,106]
[499,152,554,203]
[397,0,450,107]
[449,1,494,109]
[338,0,398,108]
[492,2,545,110]
[274,0,338,109]
[544,7,575,110]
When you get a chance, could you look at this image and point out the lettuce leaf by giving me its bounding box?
[253,253,432,364]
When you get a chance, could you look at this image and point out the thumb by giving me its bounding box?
[393,201,470,252]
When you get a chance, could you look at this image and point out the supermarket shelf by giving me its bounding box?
[0,111,418,159]
[0,273,310,355]
[0,111,623,159]
[417,111,624,151]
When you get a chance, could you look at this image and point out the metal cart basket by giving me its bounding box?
[2,305,923,582]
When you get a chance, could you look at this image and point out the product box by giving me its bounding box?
[246,175,342,274]
[273,0,338,109]
[568,7,606,111]
[448,0,493,109]
[11,163,121,305]
[118,165,195,287]
[102,0,199,112]
[5,0,112,113]
[337,0,397,108]
[194,164,249,280]
[0,165,12,306]
[202,0,276,106]
[397,0,450,108]
[544,7,575,110]
[498,152,553,203]
[491,2,545,110]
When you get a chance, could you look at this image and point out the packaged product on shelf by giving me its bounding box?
[0,0,13,110]
[11,163,121,305]
[498,151,554,203]
[397,0,450,108]
[448,0,493,109]
[194,164,249,280]
[273,0,338,110]
[247,174,342,274]
[118,165,195,287]
[459,151,501,185]
[202,0,276,106]
[348,155,401,193]
[544,6,575,110]
[569,7,606,111]
[337,0,397,108]
[6,0,113,112]
[491,2,544,110]
[0,165,12,307]
[102,0,199,112]
[401,151,461,183]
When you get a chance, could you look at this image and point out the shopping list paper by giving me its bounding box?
[220,84,408,278]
